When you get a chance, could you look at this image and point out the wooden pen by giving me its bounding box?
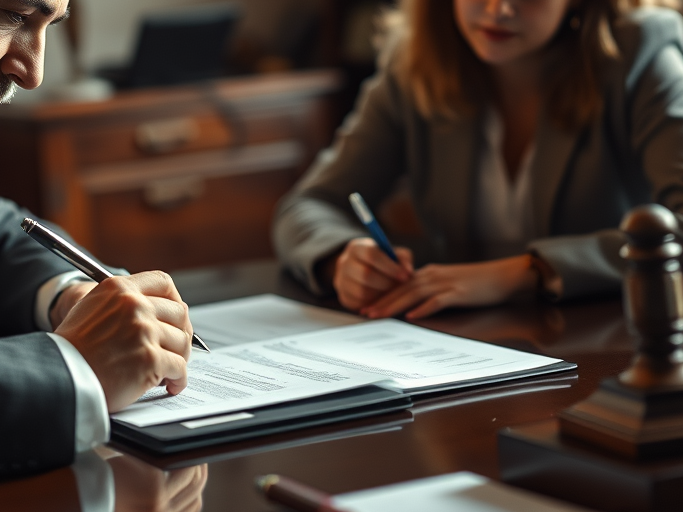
[255,474,349,512]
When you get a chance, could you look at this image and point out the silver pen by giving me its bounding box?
[21,218,210,352]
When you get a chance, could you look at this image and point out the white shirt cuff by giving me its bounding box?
[48,333,110,452]
[35,271,94,331]
[71,450,115,512]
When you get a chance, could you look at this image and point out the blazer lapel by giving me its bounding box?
[530,115,583,237]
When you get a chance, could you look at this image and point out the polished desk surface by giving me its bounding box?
[1,260,634,511]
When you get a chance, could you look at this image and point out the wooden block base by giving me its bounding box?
[498,420,683,512]
[558,377,683,459]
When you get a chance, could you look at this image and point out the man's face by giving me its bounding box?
[0,0,70,103]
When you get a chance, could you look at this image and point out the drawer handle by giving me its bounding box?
[144,176,204,210]
[135,118,199,154]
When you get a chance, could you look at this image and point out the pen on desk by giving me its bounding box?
[20,218,211,353]
[255,474,349,512]
[348,192,399,263]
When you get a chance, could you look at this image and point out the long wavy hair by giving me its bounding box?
[393,0,683,130]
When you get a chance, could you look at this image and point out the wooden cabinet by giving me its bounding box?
[0,71,341,272]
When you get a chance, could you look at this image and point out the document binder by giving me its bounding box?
[111,386,411,455]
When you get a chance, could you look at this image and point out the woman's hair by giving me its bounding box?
[393,0,683,130]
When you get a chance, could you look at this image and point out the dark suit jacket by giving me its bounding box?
[0,198,86,479]
[273,8,683,299]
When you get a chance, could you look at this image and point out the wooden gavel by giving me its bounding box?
[559,204,683,458]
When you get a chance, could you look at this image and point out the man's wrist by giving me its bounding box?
[49,280,98,330]
[36,272,95,331]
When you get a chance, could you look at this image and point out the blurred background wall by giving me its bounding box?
[0,0,395,273]
[17,0,387,106]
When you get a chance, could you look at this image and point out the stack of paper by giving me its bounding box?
[112,295,575,428]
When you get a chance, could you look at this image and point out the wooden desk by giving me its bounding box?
[0,260,634,511]
[0,72,341,273]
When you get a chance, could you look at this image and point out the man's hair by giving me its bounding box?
[390,0,683,131]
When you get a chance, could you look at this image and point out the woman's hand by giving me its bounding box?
[332,237,414,311]
[361,254,538,319]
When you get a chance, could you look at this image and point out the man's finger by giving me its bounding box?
[125,271,184,302]
[158,351,188,396]
[155,321,193,362]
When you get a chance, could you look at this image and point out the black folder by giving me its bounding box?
[111,386,412,455]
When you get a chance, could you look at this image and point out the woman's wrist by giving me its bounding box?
[511,253,540,295]
[528,252,562,300]
[313,250,343,291]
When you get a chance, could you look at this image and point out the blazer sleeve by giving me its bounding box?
[272,57,409,293]
[0,198,81,335]
[0,197,126,335]
[0,332,76,479]
[529,9,683,299]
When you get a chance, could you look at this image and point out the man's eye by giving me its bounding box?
[3,11,27,24]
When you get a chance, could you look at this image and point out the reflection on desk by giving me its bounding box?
[0,449,207,512]
[112,410,414,471]
[0,260,635,511]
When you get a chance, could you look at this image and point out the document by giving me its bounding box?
[333,472,594,511]
[272,320,566,394]
[113,343,383,427]
[112,319,570,428]
[189,294,364,346]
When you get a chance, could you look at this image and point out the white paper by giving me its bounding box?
[262,319,563,393]
[334,472,594,512]
[113,345,383,427]
[189,294,364,346]
[113,319,564,427]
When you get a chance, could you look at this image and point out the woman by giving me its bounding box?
[273,0,683,319]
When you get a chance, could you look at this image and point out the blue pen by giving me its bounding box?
[349,192,399,262]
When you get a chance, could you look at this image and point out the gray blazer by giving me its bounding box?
[0,199,79,477]
[273,8,683,299]
[0,198,126,478]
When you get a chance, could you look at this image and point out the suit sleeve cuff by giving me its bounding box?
[48,333,110,452]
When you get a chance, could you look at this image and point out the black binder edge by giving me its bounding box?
[403,361,578,396]
[111,385,412,455]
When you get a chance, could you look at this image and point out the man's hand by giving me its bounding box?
[54,271,193,413]
[332,237,414,311]
[361,254,538,319]
[49,281,98,330]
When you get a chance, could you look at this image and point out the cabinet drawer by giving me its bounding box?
[74,114,232,166]
[89,166,299,273]
[71,101,316,169]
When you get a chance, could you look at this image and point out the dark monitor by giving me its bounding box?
[101,4,241,89]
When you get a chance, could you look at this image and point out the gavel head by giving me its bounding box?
[620,203,681,260]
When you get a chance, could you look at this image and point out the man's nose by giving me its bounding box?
[0,32,46,90]
[485,0,516,20]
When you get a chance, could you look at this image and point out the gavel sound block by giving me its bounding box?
[499,204,683,512]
